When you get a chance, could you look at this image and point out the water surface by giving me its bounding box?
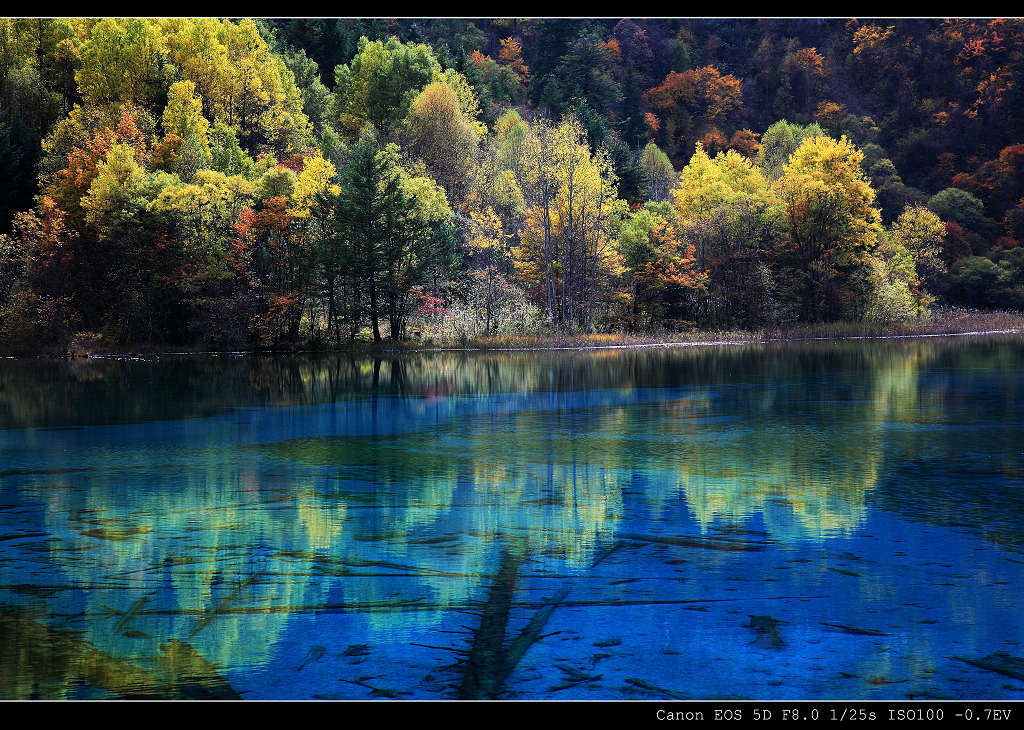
[1,338,1023,699]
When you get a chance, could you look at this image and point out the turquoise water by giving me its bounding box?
[1,338,1023,699]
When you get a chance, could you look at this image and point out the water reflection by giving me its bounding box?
[1,337,1023,699]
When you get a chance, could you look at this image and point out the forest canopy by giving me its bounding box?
[2,17,1024,353]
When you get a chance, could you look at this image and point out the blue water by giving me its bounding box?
[1,338,1023,699]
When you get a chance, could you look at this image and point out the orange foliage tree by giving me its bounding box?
[643,66,743,163]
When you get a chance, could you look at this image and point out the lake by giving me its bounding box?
[1,337,1023,700]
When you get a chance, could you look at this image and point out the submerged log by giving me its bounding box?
[457,547,570,699]
[189,574,259,638]
[820,621,890,636]
[458,549,523,699]
[744,615,786,649]
[505,588,570,672]
[955,652,1024,681]
[625,677,687,699]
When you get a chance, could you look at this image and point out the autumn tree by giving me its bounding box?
[617,201,708,328]
[644,66,743,163]
[512,115,625,331]
[889,204,948,294]
[75,18,168,111]
[404,79,482,208]
[672,144,786,324]
[330,35,440,141]
[777,46,826,119]
[465,49,522,115]
[148,169,256,314]
[159,18,311,154]
[755,119,825,179]
[639,142,675,202]
[497,37,530,87]
[773,135,884,320]
[463,206,508,336]
[231,196,303,345]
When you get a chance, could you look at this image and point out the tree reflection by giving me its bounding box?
[2,336,1022,697]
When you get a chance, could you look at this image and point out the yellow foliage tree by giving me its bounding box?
[772,135,884,319]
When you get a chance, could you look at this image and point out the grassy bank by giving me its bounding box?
[7,308,1024,359]
[438,309,1024,353]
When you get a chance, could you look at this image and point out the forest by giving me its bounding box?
[1,17,1024,354]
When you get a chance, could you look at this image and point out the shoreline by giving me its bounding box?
[6,315,1024,360]
[406,327,1024,354]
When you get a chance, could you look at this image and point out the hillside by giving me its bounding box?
[1,18,1023,353]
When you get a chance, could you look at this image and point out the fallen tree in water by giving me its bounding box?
[457,548,569,699]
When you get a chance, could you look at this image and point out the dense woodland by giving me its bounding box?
[2,17,1024,353]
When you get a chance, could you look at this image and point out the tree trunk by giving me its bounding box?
[369,282,381,342]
